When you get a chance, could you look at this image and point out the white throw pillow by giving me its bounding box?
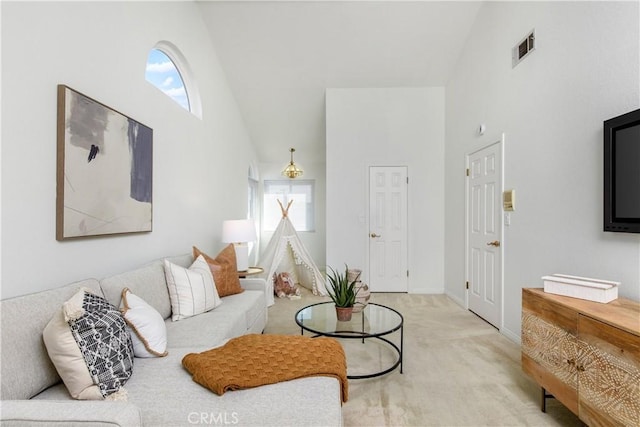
[164,255,222,321]
[121,288,168,358]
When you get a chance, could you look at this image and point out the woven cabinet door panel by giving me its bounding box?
[577,315,640,427]
[522,288,580,414]
[522,310,579,414]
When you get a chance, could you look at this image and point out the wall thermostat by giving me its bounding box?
[503,189,515,211]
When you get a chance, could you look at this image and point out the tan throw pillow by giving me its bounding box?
[193,245,244,297]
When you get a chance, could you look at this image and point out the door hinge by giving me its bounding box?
[466,168,470,177]
[466,281,469,289]
[407,270,409,277]
[406,177,409,184]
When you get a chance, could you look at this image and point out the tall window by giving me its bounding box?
[248,166,260,264]
[263,180,315,231]
[248,178,258,221]
[248,165,259,221]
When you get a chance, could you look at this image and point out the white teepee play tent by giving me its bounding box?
[258,200,327,306]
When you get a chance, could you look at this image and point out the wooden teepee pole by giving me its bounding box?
[277,199,294,218]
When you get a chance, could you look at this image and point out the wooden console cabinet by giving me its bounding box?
[522,288,640,426]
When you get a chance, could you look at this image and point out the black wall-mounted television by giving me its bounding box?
[604,108,640,233]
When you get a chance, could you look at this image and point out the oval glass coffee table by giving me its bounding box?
[295,302,403,379]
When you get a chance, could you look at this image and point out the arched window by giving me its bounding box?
[145,41,201,117]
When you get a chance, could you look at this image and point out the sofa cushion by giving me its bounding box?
[224,291,266,333]
[42,288,134,400]
[33,347,343,427]
[0,279,102,400]
[0,400,143,426]
[193,245,244,297]
[165,290,266,348]
[121,288,168,358]
[164,255,222,322]
[165,310,240,349]
[100,259,173,320]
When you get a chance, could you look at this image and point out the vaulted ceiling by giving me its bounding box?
[198,1,483,164]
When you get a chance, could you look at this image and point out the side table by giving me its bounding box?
[238,267,263,278]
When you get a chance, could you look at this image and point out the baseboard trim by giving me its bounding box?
[410,286,444,294]
[501,327,520,345]
[445,291,465,308]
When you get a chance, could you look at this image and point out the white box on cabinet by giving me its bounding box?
[542,274,619,303]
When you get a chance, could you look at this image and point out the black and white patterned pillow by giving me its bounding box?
[68,292,134,398]
[43,288,134,400]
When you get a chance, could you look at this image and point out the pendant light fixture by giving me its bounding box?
[281,148,303,179]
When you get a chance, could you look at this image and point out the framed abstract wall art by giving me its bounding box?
[56,85,153,240]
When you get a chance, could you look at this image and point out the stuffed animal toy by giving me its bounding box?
[273,272,301,299]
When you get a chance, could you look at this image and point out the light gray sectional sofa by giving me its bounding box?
[0,254,343,426]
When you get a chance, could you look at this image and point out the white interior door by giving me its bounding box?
[369,166,408,292]
[467,140,502,328]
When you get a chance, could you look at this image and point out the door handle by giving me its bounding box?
[370,233,381,238]
[486,240,501,247]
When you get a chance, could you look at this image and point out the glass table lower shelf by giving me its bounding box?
[294,302,404,379]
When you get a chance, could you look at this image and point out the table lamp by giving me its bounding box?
[222,219,257,272]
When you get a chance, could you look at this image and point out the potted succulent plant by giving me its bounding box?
[326,264,360,321]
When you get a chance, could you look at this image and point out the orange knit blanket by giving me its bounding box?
[182,334,348,402]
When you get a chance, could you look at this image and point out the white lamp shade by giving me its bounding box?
[222,219,257,244]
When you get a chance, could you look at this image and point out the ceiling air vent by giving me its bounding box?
[512,29,535,68]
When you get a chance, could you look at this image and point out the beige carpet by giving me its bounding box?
[264,289,582,427]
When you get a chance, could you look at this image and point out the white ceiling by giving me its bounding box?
[198,1,483,164]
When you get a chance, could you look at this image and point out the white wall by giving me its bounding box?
[445,1,640,341]
[326,88,445,293]
[1,2,257,299]
[257,160,326,270]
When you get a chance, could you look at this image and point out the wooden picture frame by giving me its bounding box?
[56,85,153,240]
